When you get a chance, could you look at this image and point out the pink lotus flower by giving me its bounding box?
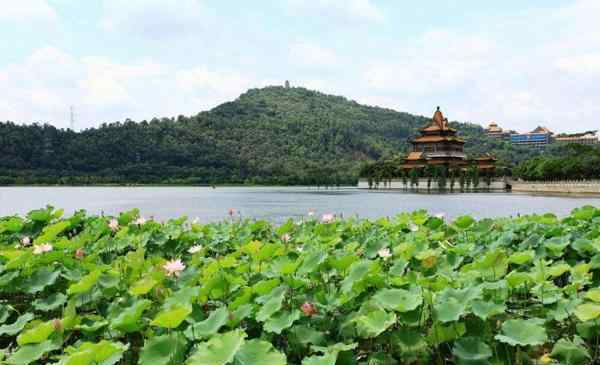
[378,248,392,260]
[135,217,146,225]
[281,233,291,243]
[75,248,85,259]
[321,214,334,223]
[108,219,119,231]
[21,236,31,246]
[33,244,53,255]
[228,208,236,217]
[163,259,186,277]
[301,302,317,316]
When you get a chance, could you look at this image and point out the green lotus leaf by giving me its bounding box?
[139,333,188,365]
[547,298,582,321]
[77,315,108,334]
[22,267,60,294]
[373,287,422,312]
[531,282,562,304]
[453,337,493,362]
[341,260,371,293]
[434,297,466,323]
[392,329,429,357]
[263,309,300,334]
[235,339,287,365]
[184,307,229,340]
[17,321,54,346]
[354,309,396,338]
[546,262,571,278]
[0,313,35,336]
[251,279,280,296]
[550,337,590,364]
[506,271,531,288]
[5,339,61,365]
[255,286,286,322]
[0,305,9,324]
[34,220,70,244]
[453,215,475,229]
[508,250,535,265]
[0,217,24,233]
[186,330,246,365]
[494,319,547,347]
[151,304,192,329]
[129,277,158,296]
[291,325,326,346]
[56,340,128,365]
[585,288,600,302]
[228,303,253,327]
[67,269,103,295]
[471,299,506,320]
[111,299,152,332]
[297,250,327,275]
[427,322,465,346]
[574,303,600,322]
[33,293,67,312]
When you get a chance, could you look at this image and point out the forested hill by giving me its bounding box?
[0,86,538,185]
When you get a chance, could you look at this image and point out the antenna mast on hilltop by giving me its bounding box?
[69,106,76,131]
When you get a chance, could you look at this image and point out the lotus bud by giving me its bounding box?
[52,319,63,332]
[75,248,85,259]
[301,302,317,316]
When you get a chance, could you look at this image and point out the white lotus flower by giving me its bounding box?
[308,209,316,217]
[434,213,445,219]
[135,217,146,225]
[321,214,334,223]
[163,259,186,277]
[108,219,119,231]
[281,233,291,243]
[378,248,392,260]
[410,223,419,232]
[297,246,304,253]
[188,245,203,254]
[21,236,31,246]
[33,244,53,255]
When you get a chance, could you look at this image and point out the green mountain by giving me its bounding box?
[0,86,542,185]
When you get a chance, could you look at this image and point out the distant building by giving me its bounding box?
[554,131,599,145]
[285,80,290,88]
[402,107,495,172]
[485,122,507,138]
[510,126,553,147]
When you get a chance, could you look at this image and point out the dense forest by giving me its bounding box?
[514,144,600,181]
[0,86,553,185]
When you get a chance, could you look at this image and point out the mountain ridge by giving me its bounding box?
[0,86,536,185]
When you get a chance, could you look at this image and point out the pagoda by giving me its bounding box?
[402,107,468,170]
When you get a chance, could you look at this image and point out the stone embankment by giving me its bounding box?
[510,180,600,194]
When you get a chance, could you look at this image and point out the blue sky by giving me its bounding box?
[1,0,598,132]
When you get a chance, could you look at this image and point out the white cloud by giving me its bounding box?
[287,0,384,24]
[0,0,57,23]
[100,0,208,39]
[0,46,263,128]
[289,42,339,67]
[556,55,600,75]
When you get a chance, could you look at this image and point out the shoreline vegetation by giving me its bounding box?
[0,206,599,364]
[0,86,580,187]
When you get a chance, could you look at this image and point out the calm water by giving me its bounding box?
[1,187,599,222]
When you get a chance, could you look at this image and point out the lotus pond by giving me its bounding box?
[0,206,599,364]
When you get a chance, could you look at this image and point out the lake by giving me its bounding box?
[1,186,599,222]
